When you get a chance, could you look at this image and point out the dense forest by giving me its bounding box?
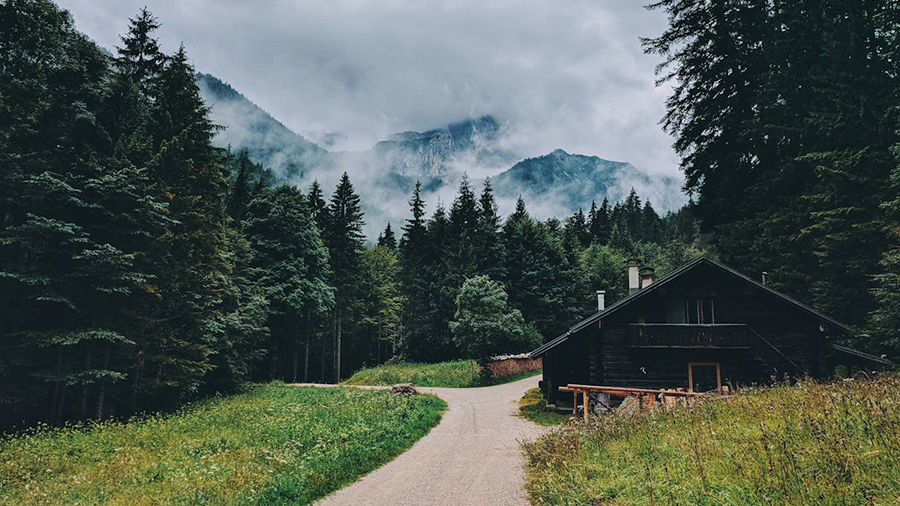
[643,0,900,349]
[0,1,699,426]
[1,0,898,427]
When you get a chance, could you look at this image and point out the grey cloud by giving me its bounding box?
[57,0,680,179]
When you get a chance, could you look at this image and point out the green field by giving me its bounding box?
[342,360,541,388]
[524,375,900,506]
[518,388,569,426]
[0,383,445,505]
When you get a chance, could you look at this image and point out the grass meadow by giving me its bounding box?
[523,374,900,506]
[341,360,541,388]
[0,383,445,505]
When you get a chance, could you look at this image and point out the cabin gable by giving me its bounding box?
[536,257,888,408]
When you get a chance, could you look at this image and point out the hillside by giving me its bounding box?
[493,149,684,215]
[197,74,331,181]
[523,375,900,505]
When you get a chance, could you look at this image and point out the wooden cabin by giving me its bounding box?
[530,256,893,408]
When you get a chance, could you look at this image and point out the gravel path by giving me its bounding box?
[309,376,545,506]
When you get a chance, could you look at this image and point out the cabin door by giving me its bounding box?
[688,362,721,393]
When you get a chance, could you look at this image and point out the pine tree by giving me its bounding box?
[475,178,505,280]
[399,182,431,359]
[419,203,457,360]
[502,201,576,339]
[308,180,327,233]
[640,201,662,244]
[0,0,161,422]
[445,175,481,291]
[324,173,365,381]
[244,185,332,382]
[226,150,253,221]
[644,0,900,331]
[589,197,612,245]
[114,8,165,96]
[377,223,397,250]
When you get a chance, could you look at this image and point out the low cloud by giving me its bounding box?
[56,0,681,179]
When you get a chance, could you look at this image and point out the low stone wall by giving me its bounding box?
[484,354,542,378]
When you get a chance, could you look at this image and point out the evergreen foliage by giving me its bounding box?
[9,0,898,429]
[643,0,900,348]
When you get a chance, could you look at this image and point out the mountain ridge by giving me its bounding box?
[196,73,686,233]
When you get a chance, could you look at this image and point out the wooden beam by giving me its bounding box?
[563,384,702,397]
[583,391,589,423]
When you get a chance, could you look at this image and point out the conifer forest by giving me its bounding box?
[2,0,899,430]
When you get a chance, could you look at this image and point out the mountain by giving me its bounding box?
[197,74,331,181]
[372,115,516,179]
[196,73,685,233]
[492,149,684,215]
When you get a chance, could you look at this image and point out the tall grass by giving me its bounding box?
[0,383,446,505]
[342,360,540,388]
[524,375,900,506]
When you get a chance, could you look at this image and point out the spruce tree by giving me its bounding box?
[565,209,590,248]
[475,178,505,280]
[244,185,332,382]
[502,200,576,339]
[377,223,397,250]
[324,173,365,381]
[399,182,431,359]
[114,8,165,96]
[445,175,481,291]
[226,150,253,221]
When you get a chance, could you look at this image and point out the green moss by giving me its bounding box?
[0,383,446,505]
[524,375,900,506]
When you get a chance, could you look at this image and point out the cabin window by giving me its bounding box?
[685,299,715,324]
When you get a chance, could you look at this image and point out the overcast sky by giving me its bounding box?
[56,0,680,178]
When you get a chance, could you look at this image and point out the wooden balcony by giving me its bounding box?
[628,324,750,349]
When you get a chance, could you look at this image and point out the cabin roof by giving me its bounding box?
[530,256,865,358]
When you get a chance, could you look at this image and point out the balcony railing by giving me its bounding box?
[628,324,750,348]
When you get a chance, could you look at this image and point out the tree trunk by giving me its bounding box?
[80,345,94,419]
[56,385,67,424]
[334,305,342,383]
[291,333,298,383]
[320,322,327,383]
[95,343,110,419]
[50,346,63,423]
[304,311,310,382]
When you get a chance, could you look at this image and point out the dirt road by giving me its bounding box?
[313,376,544,506]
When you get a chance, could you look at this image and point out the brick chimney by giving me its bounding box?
[640,267,655,289]
[627,258,641,295]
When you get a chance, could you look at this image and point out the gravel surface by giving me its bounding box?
[309,376,545,506]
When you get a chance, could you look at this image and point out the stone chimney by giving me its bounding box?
[627,258,641,295]
[640,267,655,289]
[596,290,606,311]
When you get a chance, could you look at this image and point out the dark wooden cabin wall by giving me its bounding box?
[543,262,839,400]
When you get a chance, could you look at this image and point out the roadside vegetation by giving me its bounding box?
[0,383,445,505]
[343,360,541,388]
[524,375,900,506]
[519,388,569,426]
